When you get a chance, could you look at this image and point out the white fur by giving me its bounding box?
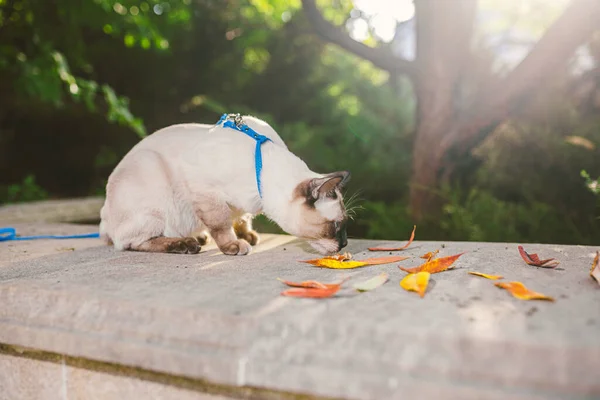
[100,116,332,251]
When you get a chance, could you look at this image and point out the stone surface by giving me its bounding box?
[0,353,64,400]
[0,224,599,399]
[0,353,232,400]
[66,366,232,400]
[0,197,103,224]
[0,223,102,267]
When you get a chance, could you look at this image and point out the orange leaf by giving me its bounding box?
[301,255,408,269]
[468,271,503,280]
[518,245,559,268]
[420,250,439,262]
[368,225,416,251]
[281,286,341,298]
[591,251,600,285]
[495,281,554,301]
[400,272,430,298]
[359,256,409,265]
[399,252,465,274]
[277,278,335,289]
[280,277,348,298]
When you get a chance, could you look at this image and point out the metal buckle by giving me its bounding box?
[226,113,244,128]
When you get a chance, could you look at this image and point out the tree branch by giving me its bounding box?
[467,0,600,135]
[300,0,415,77]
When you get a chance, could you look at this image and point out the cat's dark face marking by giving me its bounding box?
[291,171,350,254]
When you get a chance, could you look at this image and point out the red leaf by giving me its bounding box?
[518,246,559,268]
[281,286,341,298]
[277,278,337,289]
[279,277,348,298]
[368,225,416,251]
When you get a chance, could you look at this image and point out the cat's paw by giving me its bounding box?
[166,237,201,254]
[220,239,252,256]
[195,231,211,246]
[236,230,260,246]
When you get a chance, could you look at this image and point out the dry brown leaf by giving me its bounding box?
[468,271,503,280]
[400,272,430,298]
[495,281,554,301]
[368,225,416,251]
[518,245,559,268]
[323,252,352,261]
[399,253,465,274]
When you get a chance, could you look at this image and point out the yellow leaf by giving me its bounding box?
[302,255,408,269]
[468,271,503,280]
[495,281,554,301]
[400,271,430,298]
[306,259,369,269]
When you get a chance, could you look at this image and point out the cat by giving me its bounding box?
[99,114,350,255]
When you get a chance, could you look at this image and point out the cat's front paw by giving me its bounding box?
[236,230,260,246]
[166,237,201,254]
[220,239,252,256]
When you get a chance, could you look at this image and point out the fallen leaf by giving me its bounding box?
[400,272,430,298]
[495,281,554,301]
[591,251,600,285]
[281,286,341,298]
[399,253,465,274]
[468,271,503,280]
[323,252,352,261]
[353,272,389,292]
[368,225,416,251]
[518,245,559,268]
[277,278,333,289]
[280,277,348,298]
[420,250,439,262]
[359,256,410,265]
[302,255,408,269]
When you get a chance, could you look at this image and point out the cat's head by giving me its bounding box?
[290,171,351,254]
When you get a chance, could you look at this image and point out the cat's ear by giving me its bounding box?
[310,171,351,199]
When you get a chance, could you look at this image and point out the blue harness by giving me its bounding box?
[0,226,99,242]
[216,113,272,197]
[0,113,267,242]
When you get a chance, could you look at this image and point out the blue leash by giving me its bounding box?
[216,113,271,197]
[0,227,100,242]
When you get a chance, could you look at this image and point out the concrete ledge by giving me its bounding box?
[1,225,599,399]
[0,197,103,224]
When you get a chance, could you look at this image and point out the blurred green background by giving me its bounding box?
[1,0,599,244]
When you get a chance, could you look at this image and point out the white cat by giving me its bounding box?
[99,114,350,255]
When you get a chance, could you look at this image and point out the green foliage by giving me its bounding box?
[439,189,587,244]
[0,0,192,136]
[0,175,48,204]
[581,170,600,196]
